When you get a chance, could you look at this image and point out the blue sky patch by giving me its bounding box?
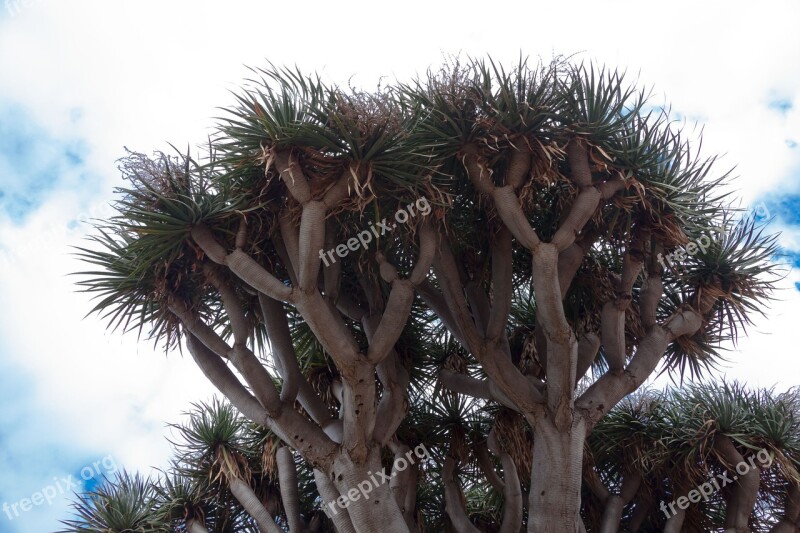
[0,105,91,222]
[758,194,800,226]
[0,353,118,532]
[768,98,793,114]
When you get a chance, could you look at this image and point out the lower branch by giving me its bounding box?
[714,435,761,531]
[277,447,305,533]
[499,452,523,533]
[443,456,481,533]
[228,477,283,533]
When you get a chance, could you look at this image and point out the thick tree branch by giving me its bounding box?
[474,439,505,493]
[492,185,542,249]
[387,440,414,527]
[583,464,610,504]
[184,330,337,468]
[434,241,544,411]
[439,369,492,400]
[432,241,485,352]
[551,187,602,251]
[192,223,293,303]
[499,452,523,533]
[278,209,301,276]
[228,477,283,533]
[487,227,513,341]
[505,145,532,189]
[297,200,327,291]
[576,302,703,428]
[372,349,410,445]
[714,435,761,531]
[417,279,469,347]
[566,137,592,187]
[367,277,414,364]
[443,455,481,533]
[601,301,626,374]
[531,242,576,429]
[258,294,332,426]
[170,300,282,417]
[313,469,357,533]
[576,332,601,385]
[769,484,800,532]
[598,471,641,533]
[323,217,342,301]
[274,150,312,204]
[277,447,305,533]
[185,333,270,427]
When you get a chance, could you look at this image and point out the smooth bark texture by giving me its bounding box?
[443,455,481,533]
[499,452,523,533]
[328,448,409,533]
[528,416,586,532]
[314,468,357,533]
[598,471,641,533]
[228,477,283,533]
[715,435,761,531]
[277,447,305,533]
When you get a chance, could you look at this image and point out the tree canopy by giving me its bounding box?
[72,57,788,532]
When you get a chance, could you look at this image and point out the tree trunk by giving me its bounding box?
[324,447,409,533]
[528,415,586,532]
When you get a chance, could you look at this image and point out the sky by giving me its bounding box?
[0,1,798,530]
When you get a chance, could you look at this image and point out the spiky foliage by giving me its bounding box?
[70,57,784,532]
[585,383,800,531]
[65,382,800,531]
[59,472,167,532]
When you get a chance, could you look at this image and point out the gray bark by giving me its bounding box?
[499,452,523,533]
[277,446,305,533]
[186,518,209,533]
[314,468,357,533]
[328,447,409,533]
[527,416,586,532]
[715,435,761,532]
[228,477,283,533]
[599,471,641,533]
[443,455,480,533]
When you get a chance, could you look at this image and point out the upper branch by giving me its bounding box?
[191,223,293,303]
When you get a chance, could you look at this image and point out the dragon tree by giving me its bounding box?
[76,58,782,532]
